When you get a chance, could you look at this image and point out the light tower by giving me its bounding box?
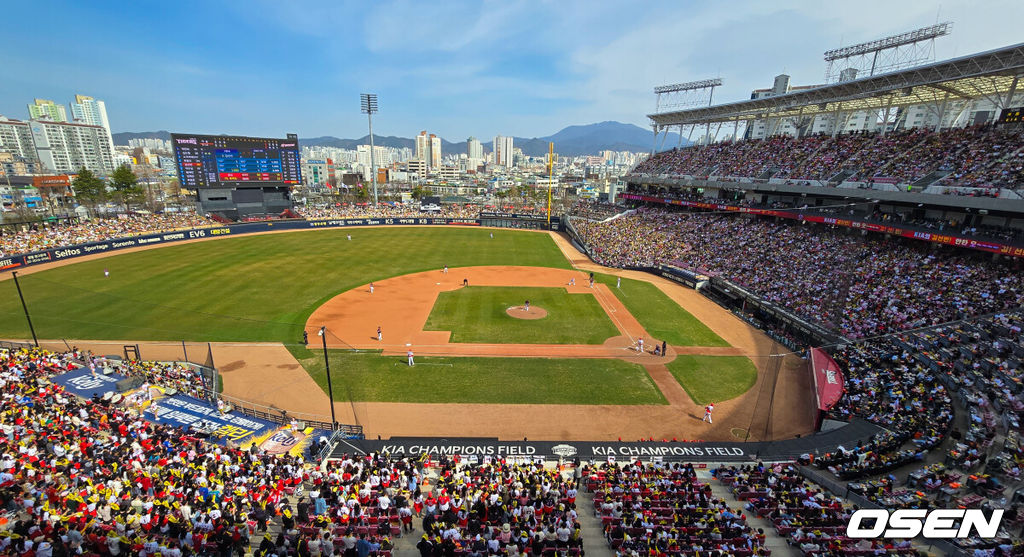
[360,93,379,205]
[651,78,723,150]
[823,22,953,83]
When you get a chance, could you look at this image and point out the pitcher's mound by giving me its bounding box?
[506,306,548,320]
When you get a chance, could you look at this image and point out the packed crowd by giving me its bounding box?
[632,124,1024,190]
[298,204,481,220]
[0,214,218,257]
[0,346,596,557]
[414,457,584,557]
[572,207,1024,338]
[588,461,769,556]
[566,201,624,222]
[0,346,317,556]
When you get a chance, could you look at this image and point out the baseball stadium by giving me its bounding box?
[1,32,1023,557]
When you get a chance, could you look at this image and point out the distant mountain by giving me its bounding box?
[300,122,686,156]
[114,121,687,156]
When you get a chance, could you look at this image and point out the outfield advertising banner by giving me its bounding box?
[52,367,127,398]
[618,193,1024,258]
[0,217,484,273]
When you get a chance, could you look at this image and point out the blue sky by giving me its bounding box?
[1,0,1021,140]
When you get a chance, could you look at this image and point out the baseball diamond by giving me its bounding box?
[0,225,814,442]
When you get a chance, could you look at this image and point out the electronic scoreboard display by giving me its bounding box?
[999,107,1022,124]
[171,133,302,189]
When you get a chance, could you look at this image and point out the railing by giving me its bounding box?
[318,427,365,462]
[186,384,364,438]
[0,340,35,351]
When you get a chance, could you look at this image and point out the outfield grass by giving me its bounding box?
[0,228,571,342]
[288,346,667,405]
[593,273,729,347]
[424,286,618,344]
[664,355,758,405]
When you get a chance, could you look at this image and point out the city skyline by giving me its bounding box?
[1,1,1022,140]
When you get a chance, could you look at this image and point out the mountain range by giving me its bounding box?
[112,121,687,157]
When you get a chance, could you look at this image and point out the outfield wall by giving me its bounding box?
[0,217,482,273]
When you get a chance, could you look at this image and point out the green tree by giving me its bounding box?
[109,164,144,210]
[71,168,106,214]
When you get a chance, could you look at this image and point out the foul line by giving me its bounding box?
[589,283,637,345]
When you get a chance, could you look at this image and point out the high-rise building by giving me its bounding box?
[27,99,67,122]
[467,136,483,159]
[493,135,514,168]
[415,131,429,162]
[415,131,441,169]
[429,134,441,169]
[0,116,38,161]
[26,119,115,174]
[70,95,115,154]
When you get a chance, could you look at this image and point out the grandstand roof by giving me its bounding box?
[648,42,1024,127]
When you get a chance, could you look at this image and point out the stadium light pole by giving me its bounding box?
[318,326,337,429]
[360,93,379,206]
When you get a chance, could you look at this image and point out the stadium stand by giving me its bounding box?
[298,204,482,220]
[0,214,217,257]
[587,461,770,556]
[571,207,1024,339]
[712,462,919,555]
[632,125,1024,195]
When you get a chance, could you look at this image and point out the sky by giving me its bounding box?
[1,0,1022,141]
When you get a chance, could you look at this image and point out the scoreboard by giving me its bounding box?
[172,133,302,189]
[999,107,1022,123]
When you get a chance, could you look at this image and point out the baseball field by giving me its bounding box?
[0,226,815,440]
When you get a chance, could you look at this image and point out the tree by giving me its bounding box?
[108,164,144,211]
[167,177,182,201]
[411,186,426,200]
[71,168,106,215]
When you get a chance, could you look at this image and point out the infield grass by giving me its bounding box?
[594,273,728,347]
[424,286,619,344]
[0,228,571,342]
[665,355,758,405]
[288,346,667,405]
